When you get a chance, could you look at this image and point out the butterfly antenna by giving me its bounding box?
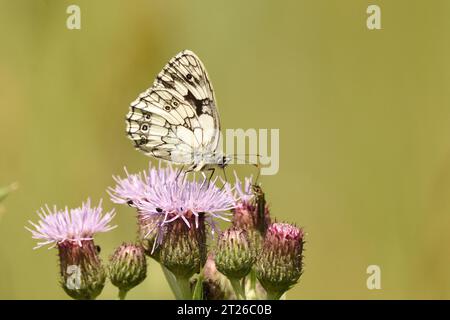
[223,166,228,183]
[230,154,261,183]
[233,154,262,184]
[230,153,262,166]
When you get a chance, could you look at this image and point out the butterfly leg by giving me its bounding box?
[222,167,228,183]
[218,167,229,190]
[207,168,215,186]
[176,165,185,181]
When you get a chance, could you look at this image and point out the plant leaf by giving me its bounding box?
[192,273,204,300]
[161,264,183,300]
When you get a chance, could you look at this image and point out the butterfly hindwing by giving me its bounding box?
[127,88,190,163]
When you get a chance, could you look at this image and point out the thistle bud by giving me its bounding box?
[58,240,106,300]
[109,243,147,297]
[159,213,206,279]
[26,200,115,300]
[232,187,271,234]
[215,228,255,280]
[255,223,304,299]
[232,184,271,256]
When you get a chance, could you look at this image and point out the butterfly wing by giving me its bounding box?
[127,50,221,165]
[154,50,220,149]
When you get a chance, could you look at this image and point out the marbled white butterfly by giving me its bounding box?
[126,50,230,173]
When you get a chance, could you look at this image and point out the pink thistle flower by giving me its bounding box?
[232,172,255,205]
[108,162,237,250]
[267,223,304,243]
[26,199,116,249]
[231,174,271,235]
[256,222,304,298]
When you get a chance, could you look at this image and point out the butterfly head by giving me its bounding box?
[218,155,231,169]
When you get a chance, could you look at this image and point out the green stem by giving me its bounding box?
[118,289,128,300]
[175,276,192,300]
[229,278,246,300]
[161,265,184,300]
[192,271,204,300]
[249,269,257,291]
[266,290,284,300]
[243,270,260,300]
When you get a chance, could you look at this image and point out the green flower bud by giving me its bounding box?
[109,243,147,296]
[159,214,206,279]
[58,240,106,300]
[256,223,304,299]
[215,228,255,280]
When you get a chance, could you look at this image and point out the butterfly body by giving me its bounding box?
[188,153,231,172]
[126,50,230,171]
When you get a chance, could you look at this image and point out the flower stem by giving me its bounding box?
[229,278,246,300]
[118,289,128,300]
[161,265,183,300]
[244,270,261,300]
[175,276,192,300]
[266,290,284,300]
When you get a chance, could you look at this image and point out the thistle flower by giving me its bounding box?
[232,175,270,232]
[57,240,106,300]
[109,243,147,299]
[109,162,237,250]
[26,199,116,300]
[232,174,255,206]
[159,214,206,279]
[255,222,304,299]
[232,176,271,254]
[26,199,116,249]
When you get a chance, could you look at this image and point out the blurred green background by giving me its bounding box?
[1,0,450,299]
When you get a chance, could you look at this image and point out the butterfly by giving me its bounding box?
[126,50,231,174]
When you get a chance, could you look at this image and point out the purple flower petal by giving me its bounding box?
[26,199,116,249]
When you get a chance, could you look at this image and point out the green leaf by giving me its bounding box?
[192,273,204,300]
[161,264,183,300]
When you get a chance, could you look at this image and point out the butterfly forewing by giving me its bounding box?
[126,50,222,167]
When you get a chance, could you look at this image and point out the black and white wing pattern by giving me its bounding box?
[126,50,221,168]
